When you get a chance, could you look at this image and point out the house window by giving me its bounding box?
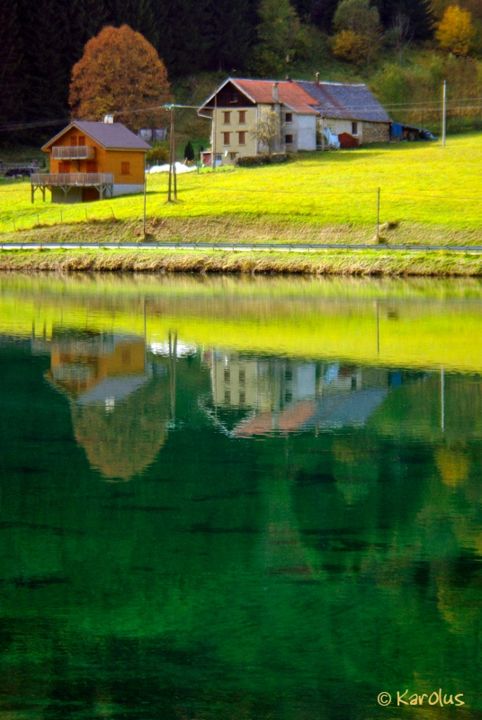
[121,161,131,175]
[285,112,293,123]
[223,132,230,145]
[238,131,246,145]
[239,110,246,124]
[352,121,358,135]
[285,134,293,144]
[70,136,78,146]
[223,111,231,124]
[78,135,86,146]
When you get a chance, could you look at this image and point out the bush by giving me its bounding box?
[146,142,169,164]
[236,153,289,166]
[332,29,369,64]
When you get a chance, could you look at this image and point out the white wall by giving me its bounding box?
[295,115,317,151]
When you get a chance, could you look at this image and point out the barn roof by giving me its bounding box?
[42,121,150,151]
[297,81,390,123]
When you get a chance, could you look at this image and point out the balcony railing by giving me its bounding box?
[51,146,96,160]
[31,173,114,187]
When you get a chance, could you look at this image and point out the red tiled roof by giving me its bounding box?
[234,79,318,115]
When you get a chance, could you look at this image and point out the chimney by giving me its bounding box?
[315,72,320,85]
[103,114,114,124]
[272,82,279,104]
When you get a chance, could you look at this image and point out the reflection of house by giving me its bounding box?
[205,352,393,437]
[48,332,147,403]
[32,119,149,203]
[45,331,170,481]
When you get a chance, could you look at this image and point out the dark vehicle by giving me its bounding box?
[4,166,35,178]
[419,129,437,141]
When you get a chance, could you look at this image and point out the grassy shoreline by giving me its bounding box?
[0,244,481,276]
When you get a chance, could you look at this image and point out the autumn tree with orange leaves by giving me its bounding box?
[69,25,170,131]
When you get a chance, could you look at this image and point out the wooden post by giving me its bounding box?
[212,93,217,171]
[143,164,147,237]
[442,80,447,147]
[376,187,381,242]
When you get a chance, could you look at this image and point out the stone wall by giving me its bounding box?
[361,122,390,144]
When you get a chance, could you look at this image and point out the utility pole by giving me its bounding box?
[143,156,147,237]
[168,105,177,202]
[442,80,447,147]
[212,93,217,171]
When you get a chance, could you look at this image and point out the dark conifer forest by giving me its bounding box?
[2,0,481,139]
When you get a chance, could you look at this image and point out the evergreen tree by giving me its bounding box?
[310,0,340,30]
[252,0,301,75]
[203,0,255,71]
[105,0,159,47]
[376,0,433,39]
[0,1,24,126]
[184,140,195,161]
[16,0,72,120]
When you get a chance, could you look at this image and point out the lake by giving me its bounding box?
[0,273,481,719]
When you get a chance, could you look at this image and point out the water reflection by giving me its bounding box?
[203,352,407,436]
[34,329,174,481]
[0,274,481,720]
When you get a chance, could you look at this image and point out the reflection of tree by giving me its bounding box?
[332,434,378,504]
[435,446,469,488]
[71,375,170,481]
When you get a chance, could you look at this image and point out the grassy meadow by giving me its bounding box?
[1,134,482,246]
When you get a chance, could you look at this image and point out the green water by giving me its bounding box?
[0,274,481,719]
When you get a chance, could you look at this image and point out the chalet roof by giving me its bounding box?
[234,78,318,115]
[297,81,390,123]
[42,121,150,151]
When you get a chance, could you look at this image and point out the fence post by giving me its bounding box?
[375,187,381,242]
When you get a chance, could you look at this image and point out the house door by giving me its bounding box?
[59,161,71,173]
[86,161,97,173]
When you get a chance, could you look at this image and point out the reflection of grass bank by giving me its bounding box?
[0,247,481,277]
[1,272,481,371]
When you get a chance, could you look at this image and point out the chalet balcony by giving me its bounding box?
[51,145,96,160]
[31,172,113,187]
[31,172,114,202]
